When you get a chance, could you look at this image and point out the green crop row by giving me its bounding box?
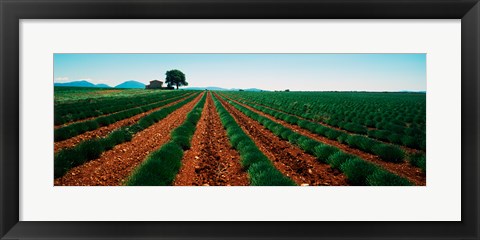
[54,93,200,178]
[224,91,426,150]
[125,93,207,186]
[55,88,175,113]
[218,94,412,186]
[55,91,184,124]
[408,153,426,173]
[223,95,407,164]
[54,87,146,103]
[55,90,184,125]
[233,91,425,128]
[367,128,425,150]
[212,93,295,186]
[239,93,425,150]
[54,93,194,142]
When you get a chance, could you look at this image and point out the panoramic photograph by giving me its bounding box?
[53,53,426,186]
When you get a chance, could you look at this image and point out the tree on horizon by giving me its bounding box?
[165,69,188,90]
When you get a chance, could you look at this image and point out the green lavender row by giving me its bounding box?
[125,93,207,186]
[219,94,412,186]
[55,91,184,125]
[54,92,193,142]
[212,93,295,186]
[54,93,200,178]
[224,92,425,150]
[224,95,407,164]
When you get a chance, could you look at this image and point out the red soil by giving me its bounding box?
[233,96,423,155]
[215,93,348,186]
[54,93,195,153]
[225,96,426,186]
[54,93,204,186]
[174,92,249,186]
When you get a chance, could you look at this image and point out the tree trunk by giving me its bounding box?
[176,83,178,89]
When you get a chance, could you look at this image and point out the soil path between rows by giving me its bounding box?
[223,95,426,186]
[54,92,204,186]
[215,93,348,186]
[174,92,249,186]
[230,96,423,154]
[54,93,195,153]
[54,93,188,129]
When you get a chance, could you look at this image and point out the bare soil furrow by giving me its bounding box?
[232,96,423,154]
[215,93,348,186]
[226,96,426,186]
[54,93,204,186]
[174,92,249,186]
[54,93,194,153]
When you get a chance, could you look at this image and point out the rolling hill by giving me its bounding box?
[114,80,145,89]
[54,80,111,88]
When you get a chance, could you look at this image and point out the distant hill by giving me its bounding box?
[54,80,111,88]
[183,86,266,91]
[114,80,145,89]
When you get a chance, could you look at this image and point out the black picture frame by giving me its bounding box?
[1,0,479,239]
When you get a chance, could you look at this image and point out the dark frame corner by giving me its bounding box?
[1,0,479,239]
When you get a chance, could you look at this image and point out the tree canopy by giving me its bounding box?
[165,69,188,89]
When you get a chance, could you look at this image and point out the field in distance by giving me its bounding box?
[53,87,426,186]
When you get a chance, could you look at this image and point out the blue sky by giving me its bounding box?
[54,53,426,91]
